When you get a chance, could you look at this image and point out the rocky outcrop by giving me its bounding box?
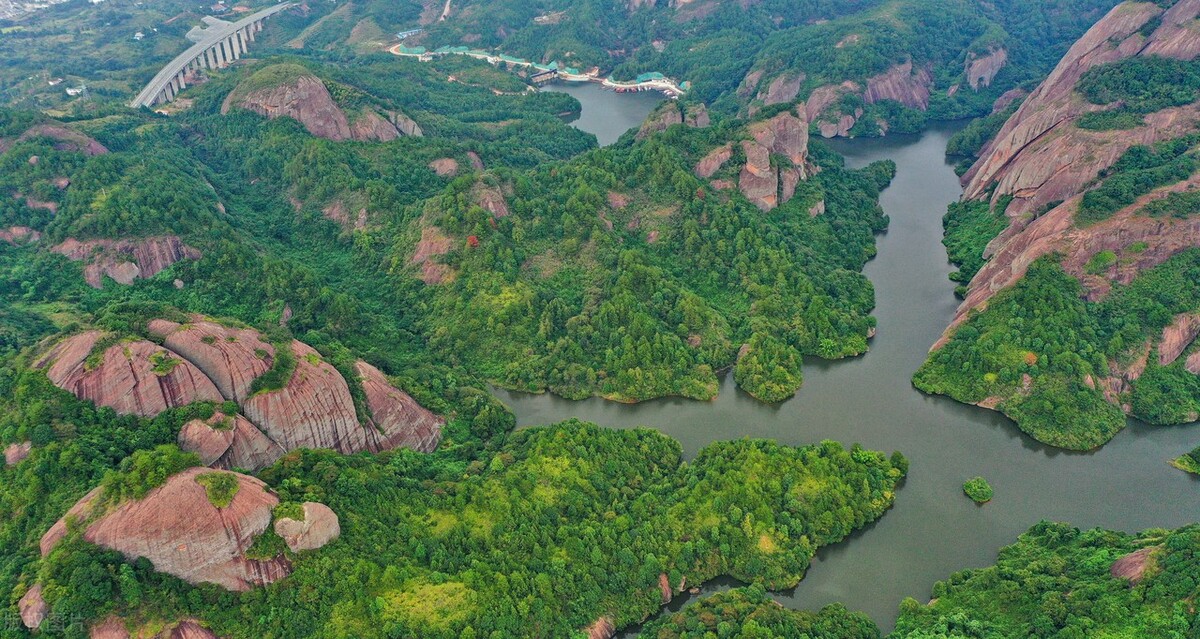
[758,73,804,105]
[967,48,1008,89]
[348,108,402,142]
[585,617,615,639]
[694,143,732,179]
[37,332,223,418]
[1111,546,1158,583]
[0,225,39,244]
[41,486,102,556]
[274,502,340,552]
[410,225,454,284]
[637,102,711,139]
[224,73,353,141]
[81,468,291,591]
[178,412,286,472]
[684,104,710,128]
[865,61,932,110]
[737,108,810,211]
[1158,313,1200,366]
[53,236,201,289]
[390,111,423,137]
[321,199,368,231]
[473,183,510,218]
[992,88,1026,113]
[89,618,221,639]
[356,361,443,453]
[17,123,108,156]
[148,318,274,403]
[18,584,46,630]
[4,441,30,466]
[242,341,366,455]
[428,158,459,177]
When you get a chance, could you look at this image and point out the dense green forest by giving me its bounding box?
[638,586,880,639]
[892,521,1200,637]
[916,249,1200,449]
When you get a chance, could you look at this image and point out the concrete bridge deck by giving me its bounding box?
[130,2,295,108]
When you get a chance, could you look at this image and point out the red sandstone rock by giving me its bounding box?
[223,73,353,141]
[738,108,811,211]
[585,617,615,639]
[411,225,454,284]
[53,236,201,289]
[149,318,275,403]
[348,107,401,142]
[41,486,102,557]
[38,333,223,418]
[170,620,221,639]
[0,225,39,244]
[429,157,459,176]
[322,200,368,230]
[356,360,443,453]
[658,573,673,604]
[967,48,1008,90]
[637,102,684,139]
[274,501,340,552]
[1111,546,1157,583]
[467,150,485,171]
[1158,312,1200,366]
[18,123,108,156]
[178,412,286,472]
[18,583,47,630]
[82,468,290,591]
[4,441,31,466]
[90,616,130,639]
[758,73,804,105]
[694,143,731,179]
[684,104,710,128]
[473,183,510,218]
[241,341,368,455]
[864,61,932,110]
[739,140,778,211]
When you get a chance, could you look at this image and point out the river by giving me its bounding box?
[492,116,1200,631]
[541,82,665,146]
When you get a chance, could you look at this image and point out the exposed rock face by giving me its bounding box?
[348,108,402,142]
[18,584,47,630]
[41,487,102,557]
[53,236,201,289]
[178,412,286,472]
[17,123,108,156]
[82,468,290,591]
[967,48,1008,89]
[321,200,368,231]
[429,158,459,176]
[585,617,615,639]
[224,73,353,141]
[637,103,684,139]
[4,441,31,466]
[38,332,223,418]
[170,620,221,639]
[473,184,510,218]
[865,61,932,109]
[992,88,1026,113]
[684,104,710,128]
[0,225,39,244]
[148,318,274,403]
[356,361,443,452]
[938,1,1200,344]
[1111,546,1158,583]
[758,73,804,105]
[1158,312,1200,366]
[391,111,423,137]
[242,341,366,455]
[737,108,810,211]
[274,501,340,552]
[410,225,454,284]
[89,618,222,639]
[694,143,731,179]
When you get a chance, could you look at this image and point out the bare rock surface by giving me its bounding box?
[0,225,39,244]
[224,73,352,141]
[967,48,1008,89]
[53,236,201,288]
[17,123,108,155]
[178,412,286,471]
[694,143,731,179]
[18,583,46,630]
[38,332,223,417]
[1111,546,1158,583]
[1158,312,1200,366]
[274,501,340,552]
[429,157,459,176]
[356,361,443,452]
[864,61,932,110]
[148,317,274,403]
[4,441,31,466]
[737,108,811,211]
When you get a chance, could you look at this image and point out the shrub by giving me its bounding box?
[963,476,994,503]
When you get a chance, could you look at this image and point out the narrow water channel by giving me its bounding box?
[493,119,1200,631]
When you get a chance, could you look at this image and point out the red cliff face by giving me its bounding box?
[736,107,811,211]
[356,361,444,453]
[53,236,201,289]
[38,332,223,418]
[90,617,223,639]
[939,0,1200,346]
[4,441,31,466]
[274,501,340,552]
[148,318,274,404]
[864,60,933,110]
[967,48,1008,90]
[224,73,353,141]
[83,468,290,591]
[177,412,286,472]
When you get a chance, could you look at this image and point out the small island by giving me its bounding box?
[963,477,994,504]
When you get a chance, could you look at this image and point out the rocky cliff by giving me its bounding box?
[39,317,444,466]
[90,617,222,639]
[636,102,710,139]
[692,107,812,211]
[940,0,1200,340]
[53,236,201,289]
[222,67,420,143]
[274,501,340,552]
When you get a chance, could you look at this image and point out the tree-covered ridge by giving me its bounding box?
[638,586,880,639]
[404,120,892,402]
[4,395,905,638]
[892,521,1200,638]
[916,249,1200,449]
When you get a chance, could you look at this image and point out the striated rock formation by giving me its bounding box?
[322,200,368,231]
[89,618,222,639]
[356,361,444,453]
[348,108,402,142]
[274,501,340,552]
[80,468,291,591]
[473,183,510,218]
[1158,312,1200,366]
[694,143,731,179]
[37,332,223,418]
[4,441,30,466]
[410,225,454,284]
[148,318,274,403]
[684,104,710,128]
[41,486,102,556]
[224,72,353,141]
[16,123,108,156]
[637,102,711,139]
[585,617,615,639]
[736,107,810,211]
[864,60,933,110]
[178,412,285,472]
[18,584,46,630]
[758,73,804,105]
[1111,546,1158,584]
[967,48,1008,89]
[391,111,423,137]
[53,236,201,289]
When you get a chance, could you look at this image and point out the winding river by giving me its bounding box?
[495,99,1200,631]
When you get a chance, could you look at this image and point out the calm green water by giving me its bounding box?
[492,121,1200,631]
[541,82,665,146]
